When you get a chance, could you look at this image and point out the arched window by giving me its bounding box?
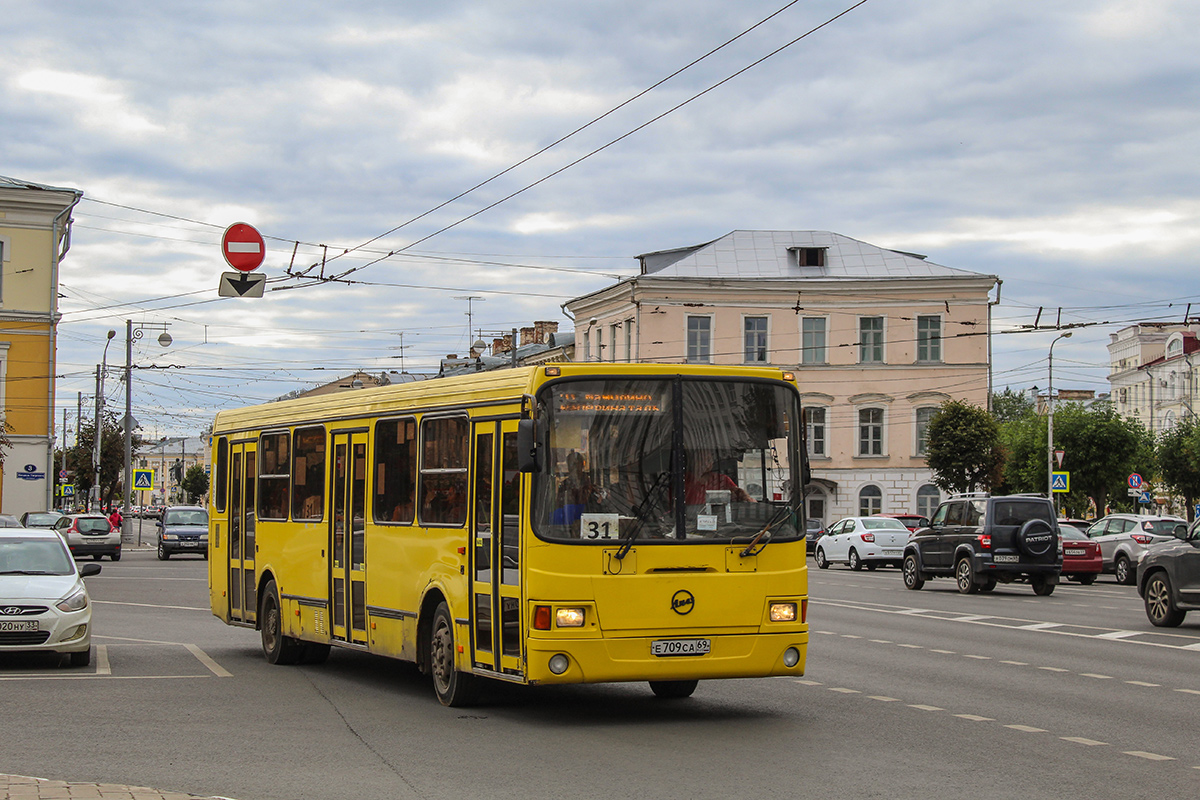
[858,484,883,516]
[916,484,940,518]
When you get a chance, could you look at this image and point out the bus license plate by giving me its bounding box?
[0,620,39,632]
[651,639,710,657]
[993,554,1020,563]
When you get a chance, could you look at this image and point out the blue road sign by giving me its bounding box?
[1139,490,1152,504]
[1051,471,1070,493]
[133,469,155,490]
[1128,473,1144,490]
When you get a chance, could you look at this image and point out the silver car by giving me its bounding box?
[1085,513,1187,585]
[0,529,101,666]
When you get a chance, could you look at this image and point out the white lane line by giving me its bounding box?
[868,696,899,702]
[1062,737,1107,746]
[869,639,892,644]
[185,644,232,678]
[955,714,993,722]
[1038,666,1069,672]
[1124,751,1175,761]
[1125,681,1160,687]
[1183,642,1200,651]
[964,654,991,660]
[1096,631,1140,640]
[1006,725,1047,733]
[93,600,209,612]
[908,704,943,712]
[829,687,860,694]
[1000,660,1028,666]
[0,674,209,682]
[95,645,111,676]
[1081,673,1113,680]
[1174,689,1200,695]
[930,649,956,654]
[896,644,922,649]
[841,634,862,639]
[794,679,822,686]
[1019,622,1062,631]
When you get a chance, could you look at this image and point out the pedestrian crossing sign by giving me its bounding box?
[133,469,155,490]
[1051,471,1069,493]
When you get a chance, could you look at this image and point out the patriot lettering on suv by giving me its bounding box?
[901,494,1062,596]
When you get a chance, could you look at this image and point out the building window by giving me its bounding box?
[687,316,712,363]
[859,317,884,363]
[795,247,826,267]
[625,320,634,362]
[803,407,827,457]
[915,407,937,456]
[916,484,940,519]
[744,316,768,363]
[859,484,883,516]
[802,317,826,364]
[582,330,591,362]
[858,407,884,456]
[610,323,619,362]
[917,315,942,362]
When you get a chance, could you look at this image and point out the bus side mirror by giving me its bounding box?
[517,419,541,473]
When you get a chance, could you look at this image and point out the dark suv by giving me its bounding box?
[901,493,1062,596]
[1136,518,1200,627]
[156,505,209,560]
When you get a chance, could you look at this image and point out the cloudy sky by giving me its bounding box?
[5,0,1199,439]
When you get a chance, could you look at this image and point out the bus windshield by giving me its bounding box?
[531,378,802,543]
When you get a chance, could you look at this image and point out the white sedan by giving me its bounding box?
[814,516,913,571]
[0,528,100,666]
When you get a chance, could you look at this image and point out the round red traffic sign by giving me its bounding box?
[1128,473,1143,489]
[221,222,265,272]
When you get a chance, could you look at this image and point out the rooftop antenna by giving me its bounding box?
[452,295,484,349]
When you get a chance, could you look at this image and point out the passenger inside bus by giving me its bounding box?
[552,451,600,525]
[684,449,754,504]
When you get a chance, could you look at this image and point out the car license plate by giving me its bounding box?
[993,554,1020,563]
[883,548,902,555]
[651,639,710,657]
[0,620,39,632]
[182,541,199,547]
[1065,548,1086,556]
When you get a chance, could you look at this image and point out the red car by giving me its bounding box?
[875,513,929,532]
[1060,526,1101,584]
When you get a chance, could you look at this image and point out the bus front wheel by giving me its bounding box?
[261,579,303,665]
[430,601,479,707]
[649,679,698,699]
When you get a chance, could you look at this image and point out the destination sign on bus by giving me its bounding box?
[553,390,665,415]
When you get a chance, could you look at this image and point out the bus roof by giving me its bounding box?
[211,363,793,436]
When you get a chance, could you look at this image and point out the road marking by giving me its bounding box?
[1061,737,1107,746]
[94,600,209,612]
[1000,660,1028,665]
[840,634,862,639]
[1019,622,1061,631]
[1124,751,1174,761]
[829,687,860,694]
[869,639,892,644]
[1038,666,1069,672]
[1174,689,1200,695]
[95,645,111,676]
[1125,681,1160,687]
[868,696,899,702]
[896,644,922,649]
[1081,673,1113,680]
[955,714,993,722]
[1096,630,1140,640]
[794,679,822,686]
[1005,725,1046,733]
[908,704,943,712]
[930,649,956,654]
[185,644,232,678]
[964,654,991,660]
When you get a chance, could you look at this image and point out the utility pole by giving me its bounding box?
[122,320,171,536]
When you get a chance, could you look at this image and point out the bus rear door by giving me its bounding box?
[228,441,256,624]
[330,430,369,646]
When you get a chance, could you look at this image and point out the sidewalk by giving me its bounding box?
[1,774,235,800]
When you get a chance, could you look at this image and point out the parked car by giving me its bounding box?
[53,514,121,561]
[1084,513,1186,585]
[902,493,1062,595]
[1137,518,1200,627]
[156,506,209,560]
[805,518,826,555]
[1057,518,1091,535]
[18,511,64,529]
[0,528,101,666]
[0,515,21,528]
[1060,526,1102,584]
[875,513,929,532]
[815,516,912,570]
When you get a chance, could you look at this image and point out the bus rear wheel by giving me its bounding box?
[649,680,698,699]
[261,579,303,665]
[430,601,479,707]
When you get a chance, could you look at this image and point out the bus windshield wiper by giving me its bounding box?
[738,501,800,558]
[615,471,671,561]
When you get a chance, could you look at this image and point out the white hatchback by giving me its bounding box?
[0,529,101,666]
[814,516,913,571]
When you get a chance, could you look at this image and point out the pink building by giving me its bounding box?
[565,230,999,526]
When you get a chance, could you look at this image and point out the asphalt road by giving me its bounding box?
[3,552,1198,800]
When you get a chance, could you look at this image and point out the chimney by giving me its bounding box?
[446,354,458,360]
[520,326,536,346]
[533,320,559,343]
[492,337,507,355]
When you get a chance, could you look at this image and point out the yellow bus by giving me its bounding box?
[208,363,809,705]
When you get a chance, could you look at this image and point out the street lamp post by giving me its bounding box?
[123,321,171,543]
[1048,332,1072,513]
[92,330,117,512]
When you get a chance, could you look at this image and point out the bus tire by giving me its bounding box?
[260,579,303,665]
[430,601,479,707]
[650,679,698,699]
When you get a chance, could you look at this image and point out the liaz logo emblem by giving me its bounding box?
[671,590,695,615]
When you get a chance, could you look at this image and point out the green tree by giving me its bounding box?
[997,412,1045,495]
[1052,402,1151,517]
[991,387,1035,423]
[926,400,1003,494]
[1156,417,1200,522]
[181,464,209,505]
[63,414,142,508]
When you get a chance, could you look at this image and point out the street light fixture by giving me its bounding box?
[1048,332,1072,513]
[92,329,117,511]
[123,320,171,543]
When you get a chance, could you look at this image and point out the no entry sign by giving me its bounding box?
[221,222,265,272]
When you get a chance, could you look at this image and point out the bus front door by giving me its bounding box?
[330,431,369,646]
[470,420,524,678]
[228,442,256,624]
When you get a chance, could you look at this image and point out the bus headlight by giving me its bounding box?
[783,647,801,668]
[556,607,585,627]
[548,654,570,674]
[769,603,797,622]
